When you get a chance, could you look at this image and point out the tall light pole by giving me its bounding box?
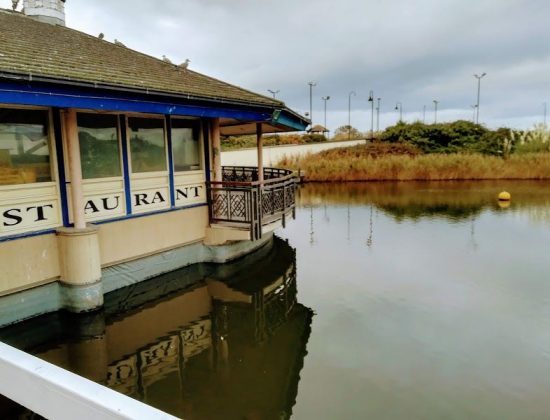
[308,81,316,126]
[321,96,330,132]
[376,98,381,132]
[395,102,402,122]
[422,105,426,124]
[348,91,356,140]
[433,100,439,123]
[267,89,279,98]
[474,72,487,124]
[544,102,547,128]
[368,90,374,140]
[471,105,477,123]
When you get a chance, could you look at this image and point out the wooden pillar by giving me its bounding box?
[256,123,264,184]
[211,118,222,182]
[64,109,86,229]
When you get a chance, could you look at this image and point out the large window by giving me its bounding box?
[128,117,167,173]
[171,119,201,171]
[0,108,52,186]
[78,113,121,179]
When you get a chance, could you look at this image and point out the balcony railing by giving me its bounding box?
[206,166,297,240]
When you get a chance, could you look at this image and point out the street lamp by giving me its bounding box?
[376,98,381,132]
[267,89,279,98]
[544,102,547,128]
[348,91,356,140]
[474,72,487,124]
[368,90,374,140]
[470,105,477,123]
[395,102,402,122]
[433,100,439,123]
[308,81,317,126]
[321,96,330,133]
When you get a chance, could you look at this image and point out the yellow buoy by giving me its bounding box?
[498,191,511,201]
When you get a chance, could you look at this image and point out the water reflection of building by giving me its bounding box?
[0,237,313,420]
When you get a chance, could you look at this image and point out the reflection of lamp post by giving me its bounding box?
[433,100,439,123]
[308,81,316,126]
[267,89,279,98]
[368,90,374,140]
[394,102,402,122]
[348,91,356,140]
[376,98,381,132]
[321,96,330,133]
[474,72,487,124]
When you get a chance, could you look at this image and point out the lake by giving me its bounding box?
[2,180,550,419]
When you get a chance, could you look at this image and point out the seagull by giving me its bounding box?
[12,0,19,11]
[162,55,173,64]
[114,39,126,47]
[98,33,104,40]
[179,59,190,69]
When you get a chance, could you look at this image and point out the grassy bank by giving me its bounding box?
[278,145,550,182]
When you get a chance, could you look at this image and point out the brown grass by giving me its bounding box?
[278,146,550,182]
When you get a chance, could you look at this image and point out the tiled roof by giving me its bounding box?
[0,9,283,108]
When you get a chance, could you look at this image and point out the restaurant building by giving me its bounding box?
[0,1,308,326]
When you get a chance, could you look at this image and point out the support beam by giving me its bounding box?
[211,118,222,182]
[64,108,86,229]
[256,123,264,183]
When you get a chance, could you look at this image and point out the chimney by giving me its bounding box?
[23,0,66,26]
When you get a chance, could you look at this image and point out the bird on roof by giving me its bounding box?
[12,0,19,11]
[179,59,190,70]
[114,39,126,47]
[162,55,173,64]
[98,33,104,40]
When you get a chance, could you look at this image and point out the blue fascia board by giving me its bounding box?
[272,109,309,131]
[0,81,273,121]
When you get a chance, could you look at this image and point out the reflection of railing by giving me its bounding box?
[206,166,297,240]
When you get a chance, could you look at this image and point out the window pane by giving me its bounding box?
[78,113,121,179]
[171,119,201,171]
[128,117,166,173]
[0,108,52,186]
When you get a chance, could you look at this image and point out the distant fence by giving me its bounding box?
[0,342,177,420]
[222,139,366,167]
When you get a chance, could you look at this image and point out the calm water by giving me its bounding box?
[2,180,550,419]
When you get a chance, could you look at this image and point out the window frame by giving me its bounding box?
[170,116,204,173]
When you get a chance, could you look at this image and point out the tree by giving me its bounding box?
[333,125,362,140]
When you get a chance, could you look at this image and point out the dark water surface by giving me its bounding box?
[2,180,550,419]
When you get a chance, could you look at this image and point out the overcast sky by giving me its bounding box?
[3,0,550,131]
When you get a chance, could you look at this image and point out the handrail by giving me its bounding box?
[206,166,297,240]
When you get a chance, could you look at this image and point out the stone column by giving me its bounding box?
[256,123,264,184]
[57,109,103,313]
[211,118,222,182]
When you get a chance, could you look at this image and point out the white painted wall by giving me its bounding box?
[221,139,366,167]
[0,342,178,420]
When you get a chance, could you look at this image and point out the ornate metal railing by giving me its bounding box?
[206,166,297,240]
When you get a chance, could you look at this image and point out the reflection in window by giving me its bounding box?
[0,108,52,186]
[171,119,201,171]
[128,117,166,173]
[78,113,121,179]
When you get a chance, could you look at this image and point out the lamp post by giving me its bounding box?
[308,81,316,126]
[433,100,439,123]
[368,90,374,140]
[321,96,330,133]
[422,105,426,124]
[348,91,356,140]
[544,102,547,128]
[395,102,402,122]
[471,105,477,123]
[376,98,381,132]
[267,89,279,98]
[474,72,487,124]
